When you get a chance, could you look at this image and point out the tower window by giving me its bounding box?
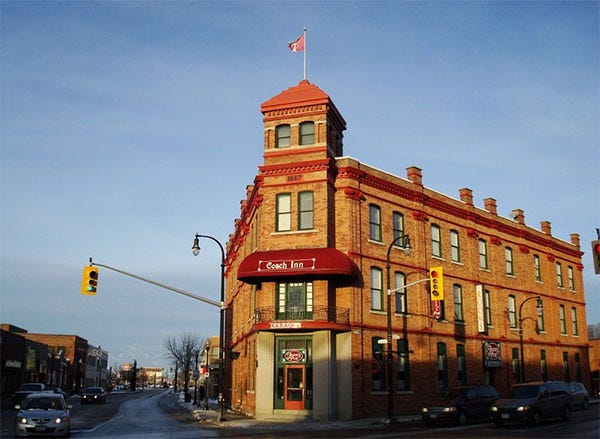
[299,121,314,145]
[298,191,314,230]
[276,124,291,148]
[276,193,291,231]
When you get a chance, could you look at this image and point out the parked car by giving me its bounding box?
[80,387,107,404]
[12,383,47,408]
[490,381,572,426]
[14,393,71,437]
[421,384,499,425]
[568,382,589,410]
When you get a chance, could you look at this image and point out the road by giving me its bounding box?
[1,390,598,438]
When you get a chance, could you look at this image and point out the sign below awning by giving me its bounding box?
[237,248,360,283]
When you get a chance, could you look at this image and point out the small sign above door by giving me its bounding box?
[281,348,307,364]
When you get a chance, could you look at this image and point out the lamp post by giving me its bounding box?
[518,295,543,383]
[192,233,226,422]
[384,233,412,422]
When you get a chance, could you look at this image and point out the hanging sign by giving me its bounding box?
[484,341,502,368]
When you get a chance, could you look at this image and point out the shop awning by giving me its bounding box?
[237,248,360,283]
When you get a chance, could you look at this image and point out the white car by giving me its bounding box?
[14,393,71,437]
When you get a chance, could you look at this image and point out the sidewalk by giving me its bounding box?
[173,392,422,435]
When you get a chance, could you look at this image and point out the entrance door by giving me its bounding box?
[284,365,305,410]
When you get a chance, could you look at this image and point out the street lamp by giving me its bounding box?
[192,233,227,422]
[384,233,412,422]
[518,295,543,383]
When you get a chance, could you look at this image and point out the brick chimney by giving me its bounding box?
[570,233,580,248]
[541,221,552,235]
[510,209,525,225]
[484,197,497,215]
[406,166,422,186]
[459,188,473,206]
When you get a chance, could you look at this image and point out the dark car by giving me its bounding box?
[490,381,572,426]
[14,393,71,437]
[568,382,589,410]
[421,384,499,425]
[12,383,46,408]
[80,387,107,404]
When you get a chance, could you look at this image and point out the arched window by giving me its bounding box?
[276,124,291,148]
[299,121,314,145]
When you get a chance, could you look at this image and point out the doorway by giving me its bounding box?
[284,365,305,410]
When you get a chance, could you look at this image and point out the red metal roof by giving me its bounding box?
[237,248,360,283]
[260,80,331,113]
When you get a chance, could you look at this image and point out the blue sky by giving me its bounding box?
[1,1,598,371]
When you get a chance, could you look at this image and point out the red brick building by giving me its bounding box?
[222,80,590,421]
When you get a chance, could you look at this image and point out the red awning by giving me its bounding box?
[237,248,360,283]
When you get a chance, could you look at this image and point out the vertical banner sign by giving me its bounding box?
[476,284,485,333]
[432,300,441,320]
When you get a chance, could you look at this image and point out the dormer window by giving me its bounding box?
[299,121,314,145]
[276,124,290,148]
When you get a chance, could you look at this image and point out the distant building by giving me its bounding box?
[223,80,591,421]
[85,345,108,388]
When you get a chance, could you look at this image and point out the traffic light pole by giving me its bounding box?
[87,258,223,309]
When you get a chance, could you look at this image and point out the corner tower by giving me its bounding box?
[260,79,346,161]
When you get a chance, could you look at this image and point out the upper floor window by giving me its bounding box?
[275,124,290,148]
[508,295,517,328]
[392,212,405,244]
[505,247,514,275]
[537,300,546,332]
[533,254,542,282]
[298,191,314,230]
[571,307,579,336]
[370,267,383,311]
[277,282,313,320]
[478,239,488,269]
[453,284,464,322]
[276,193,291,231]
[299,121,315,145]
[395,272,407,314]
[431,224,442,258]
[559,304,567,334]
[369,204,382,242]
[556,262,564,288]
[484,288,492,326]
[450,230,460,262]
[567,266,575,290]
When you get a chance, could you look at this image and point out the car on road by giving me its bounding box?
[80,386,107,404]
[12,383,47,408]
[568,382,589,410]
[14,393,71,437]
[490,381,572,426]
[421,384,499,425]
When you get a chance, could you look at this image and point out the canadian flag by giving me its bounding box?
[289,34,305,52]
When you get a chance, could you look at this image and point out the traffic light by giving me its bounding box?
[81,266,99,295]
[429,266,444,301]
[592,240,600,275]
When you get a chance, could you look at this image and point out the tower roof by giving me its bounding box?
[260,80,332,113]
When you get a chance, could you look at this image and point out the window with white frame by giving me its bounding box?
[450,230,460,262]
[508,295,517,328]
[370,267,383,311]
[453,284,464,322]
[571,307,579,336]
[369,204,382,242]
[275,124,290,148]
[534,254,542,282]
[556,262,564,288]
[298,191,314,230]
[568,266,575,290]
[392,212,405,243]
[299,121,315,145]
[431,224,442,258]
[505,247,514,275]
[395,271,407,314]
[276,193,291,231]
[559,305,567,334]
[479,239,488,269]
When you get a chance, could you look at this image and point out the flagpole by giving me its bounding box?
[303,27,307,80]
